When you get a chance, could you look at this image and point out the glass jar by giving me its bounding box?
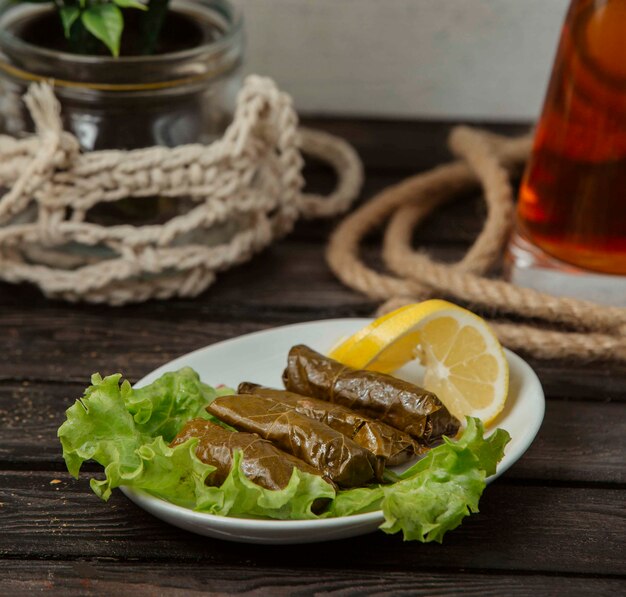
[0,0,243,151]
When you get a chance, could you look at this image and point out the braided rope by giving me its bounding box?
[326,127,626,363]
[0,76,363,305]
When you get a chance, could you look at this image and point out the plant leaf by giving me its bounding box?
[60,6,81,39]
[113,0,148,11]
[138,0,168,55]
[81,4,124,57]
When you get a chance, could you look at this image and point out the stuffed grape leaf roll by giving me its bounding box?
[282,345,460,444]
[238,382,423,467]
[171,418,333,491]
[207,394,378,487]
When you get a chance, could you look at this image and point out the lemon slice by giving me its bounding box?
[329,299,509,424]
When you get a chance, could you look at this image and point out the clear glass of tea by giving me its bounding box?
[507,0,626,305]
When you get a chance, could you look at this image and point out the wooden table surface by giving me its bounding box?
[1,120,625,595]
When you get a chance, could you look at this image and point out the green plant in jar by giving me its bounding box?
[23,0,173,57]
[0,0,243,149]
[0,0,242,222]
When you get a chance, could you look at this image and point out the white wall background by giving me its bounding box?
[232,0,569,121]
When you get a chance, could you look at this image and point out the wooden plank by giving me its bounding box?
[0,471,624,575]
[2,305,624,399]
[293,181,493,246]
[524,360,626,402]
[0,309,270,384]
[1,241,625,393]
[1,560,623,596]
[505,400,626,483]
[2,379,624,485]
[1,117,622,588]
[302,118,529,172]
[0,245,373,383]
[290,184,419,247]
[0,242,439,382]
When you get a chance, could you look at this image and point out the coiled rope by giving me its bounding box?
[327,127,626,362]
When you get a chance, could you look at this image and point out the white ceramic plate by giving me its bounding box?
[122,319,545,544]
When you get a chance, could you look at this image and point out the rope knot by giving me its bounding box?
[23,82,63,137]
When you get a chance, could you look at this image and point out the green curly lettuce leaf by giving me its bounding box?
[326,486,385,517]
[325,418,509,541]
[125,368,227,441]
[58,371,333,519]
[58,370,509,538]
[378,418,510,542]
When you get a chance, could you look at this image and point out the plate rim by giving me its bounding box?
[124,317,545,531]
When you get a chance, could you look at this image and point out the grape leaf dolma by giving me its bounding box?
[207,394,378,487]
[238,383,424,469]
[282,345,461,444]
[172,418,335,492]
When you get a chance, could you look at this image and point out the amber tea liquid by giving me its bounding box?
[516,0,626,275]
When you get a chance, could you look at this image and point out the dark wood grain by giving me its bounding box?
[506,400,626,483]
[295,176,494,246]
[0,117,623,589]
[1,241,625,393]
[1,560,623,597]
[1,471,624,575]
[2,380,624,484]
[301,118,530,173]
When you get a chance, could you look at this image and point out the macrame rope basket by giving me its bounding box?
[0,75,363,305]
